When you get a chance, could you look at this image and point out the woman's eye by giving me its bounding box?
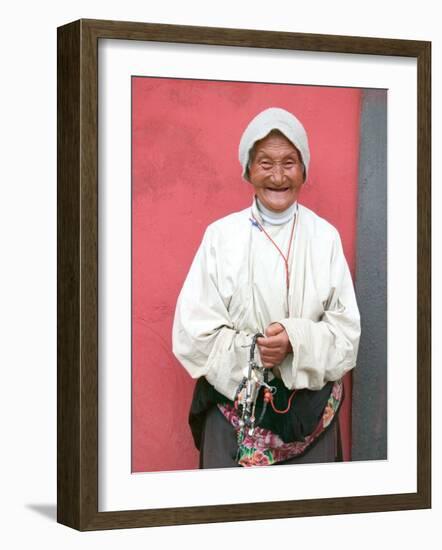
[260,162,272,169]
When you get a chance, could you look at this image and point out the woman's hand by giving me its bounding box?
[257,322,292,368]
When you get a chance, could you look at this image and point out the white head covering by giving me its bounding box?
[238,107,310,182]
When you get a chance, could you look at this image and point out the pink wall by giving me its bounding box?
[132,77,361,472]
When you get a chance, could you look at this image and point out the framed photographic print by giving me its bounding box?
[57,18,431,530]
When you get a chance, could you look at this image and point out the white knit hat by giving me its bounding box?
[238,107,310,182]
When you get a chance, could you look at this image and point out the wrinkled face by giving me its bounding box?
[248,131,305,213]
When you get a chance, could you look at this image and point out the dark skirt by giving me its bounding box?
[189,376,342,468]
[199,404,341,468]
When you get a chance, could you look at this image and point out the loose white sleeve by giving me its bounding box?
[278,232,361,390]
[172,227,256,401]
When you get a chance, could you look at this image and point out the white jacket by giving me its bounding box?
[172,199,361,401]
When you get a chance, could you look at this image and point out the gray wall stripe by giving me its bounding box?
[352,89,388,461]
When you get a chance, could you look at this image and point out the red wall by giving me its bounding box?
[132,77,361,472]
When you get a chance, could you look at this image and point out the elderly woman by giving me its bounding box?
[172,107,360,468]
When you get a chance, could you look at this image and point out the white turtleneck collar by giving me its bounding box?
[256,197,297,226]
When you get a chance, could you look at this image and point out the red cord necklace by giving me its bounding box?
[249,208,298,415]
[264,386,297,414]
[249,210,297,290]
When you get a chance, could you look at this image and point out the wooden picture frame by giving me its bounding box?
[57,18,431,530]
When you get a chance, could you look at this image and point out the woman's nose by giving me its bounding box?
[271,164,284,184]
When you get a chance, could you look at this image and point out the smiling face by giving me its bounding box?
[248,130,305,213]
